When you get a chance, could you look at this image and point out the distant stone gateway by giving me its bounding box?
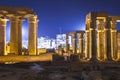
[0,6,38,56]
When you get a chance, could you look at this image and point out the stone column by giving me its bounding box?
[97,30,102,60]
[66,34,69,53]
[97,20,101,60]
[103,29,107,60]
[72,33,77,54]
[103,20,107,60]
[117,32,120,59]
[78,33,80,53]
[105,18,112,61]
[97,20,105,61]
[85,19,91,59]
[58,44,63,55]
[89,19,97,61]
[111,30,117,60]
[36,20,38,55]
[78,33,84,54]
[85,30,90,59]
[0,17,7,55]
[18,18,23,55]
[111,21,117,60]
[10,16,20,55]
[28,15,38,55]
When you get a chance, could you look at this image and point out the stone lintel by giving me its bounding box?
[0,6,33,14]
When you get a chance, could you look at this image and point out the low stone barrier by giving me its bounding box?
[0,53,52,63]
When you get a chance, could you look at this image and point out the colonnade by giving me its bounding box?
[66,31,85,55]
[66,12,120,62]
[86,12,120,61]
[0,7,38,55]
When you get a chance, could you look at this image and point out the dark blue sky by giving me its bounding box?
[0,0,120,40]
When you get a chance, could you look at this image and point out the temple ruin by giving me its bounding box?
[0,7,120,63]
[66,12,120,62]
[0,6,38,56]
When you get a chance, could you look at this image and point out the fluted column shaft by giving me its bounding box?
[117,33,120,59]
[66,34,69,53]
[85,30,90,58]
[111,30,117,60]
[0,17,7,55]
[89,19,97,61]
[104,18,112,60]
[28,15,38,55]
[18,18,23,55]
[111,21,117,60]
[97,20,105,60]
[36,20,38,55]
[90,28,97,60]
[104,28,112,60]
[10,16,20,55]
[78,33,84,54]
[72,34,77,54]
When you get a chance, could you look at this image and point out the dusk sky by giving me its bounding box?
[0,0,120,41]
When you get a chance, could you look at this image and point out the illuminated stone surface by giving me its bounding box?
[66,31,85,60]
[117,32,120,58]
[0,6,38,56]
[10,16,19,55]
[18,18,23,55]
[28,15,38,55]
[77,31,85,54]
[66,12,120,62]
[1,7,120,63]
[97,19,106,61]
[0,54,52,63]
[0,17,7,55]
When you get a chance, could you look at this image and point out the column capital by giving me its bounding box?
[89,28,94,30]
[111,29,117,32]
[85,30,90,32]
[110,20,116,24]
[72,34,76,39]
[77,33,84,39]
[97,30,104,32]
[0,17,8,21]
[0,17,8,26]
[96,20,100,24]
[110,20,117,29]
[9,16,23,22]
[28,15,38,23]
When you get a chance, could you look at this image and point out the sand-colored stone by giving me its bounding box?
[0,17,7,55]
[0,54,52,63]
[66,12,120,62]
[28,15,38,55]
